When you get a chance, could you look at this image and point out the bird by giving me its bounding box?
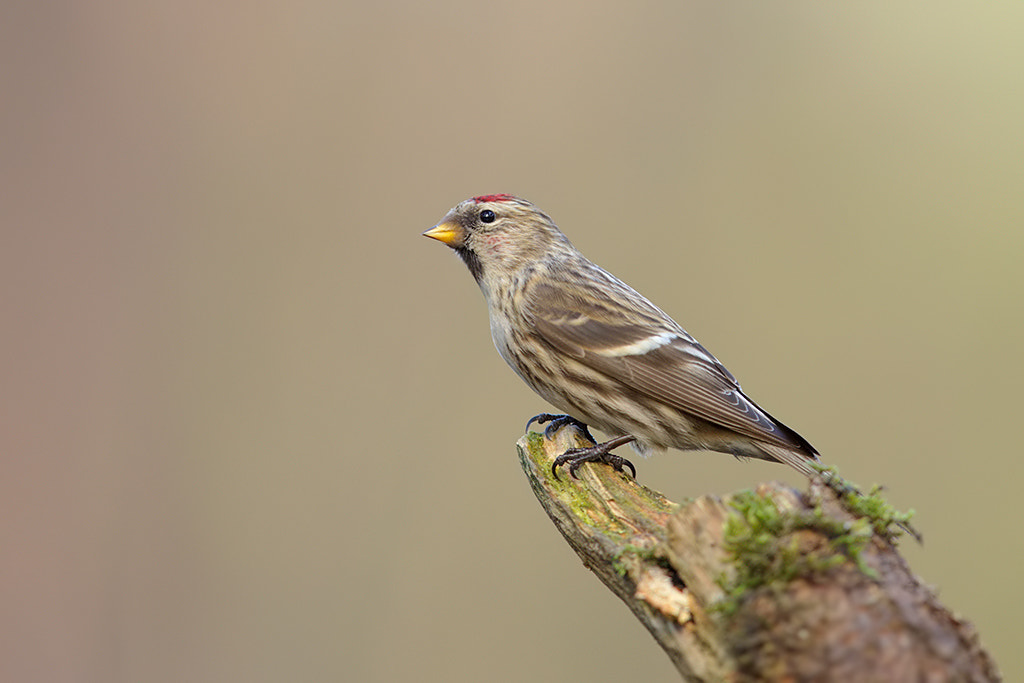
[423,193,822,482]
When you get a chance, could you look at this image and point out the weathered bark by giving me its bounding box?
[517,427,1000,682]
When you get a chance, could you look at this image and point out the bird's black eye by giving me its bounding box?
[479,209,496,223]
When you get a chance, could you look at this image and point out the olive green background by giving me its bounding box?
[3,2,1021,681]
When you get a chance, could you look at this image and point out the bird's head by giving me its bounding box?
[423,194,571,285]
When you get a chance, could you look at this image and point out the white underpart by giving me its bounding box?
[597,331,676,357]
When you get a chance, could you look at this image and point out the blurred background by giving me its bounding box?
[2,2,1021,681]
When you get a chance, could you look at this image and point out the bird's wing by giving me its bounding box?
[525,273,814,453]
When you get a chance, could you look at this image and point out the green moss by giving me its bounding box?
[714,488,881,616]
[836,480,916,541]
[807,464,919,542]
[525,430,679,538]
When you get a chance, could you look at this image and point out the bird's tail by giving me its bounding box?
[758,442,823,480]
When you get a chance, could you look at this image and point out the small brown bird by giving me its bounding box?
[424,194,822,481]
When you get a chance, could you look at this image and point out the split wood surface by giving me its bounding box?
[517,427,1000,682]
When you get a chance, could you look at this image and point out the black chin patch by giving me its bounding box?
[455,247,484,283]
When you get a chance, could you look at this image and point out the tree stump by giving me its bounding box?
[517,427,1000,682]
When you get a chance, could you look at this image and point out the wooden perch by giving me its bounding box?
[517,426,1000,682]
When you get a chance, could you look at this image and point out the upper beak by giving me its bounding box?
[422,220,464,247]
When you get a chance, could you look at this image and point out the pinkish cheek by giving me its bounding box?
[481,234,506,255]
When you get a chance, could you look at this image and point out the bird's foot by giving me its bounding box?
[526,413,597,443]
[551,435,638,481]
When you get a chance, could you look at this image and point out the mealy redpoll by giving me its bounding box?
[423,194,821,481]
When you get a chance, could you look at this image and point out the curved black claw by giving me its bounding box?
[551,435,638,481]
[526,413,597,443]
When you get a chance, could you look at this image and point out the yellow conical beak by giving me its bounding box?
[422,221,464,247]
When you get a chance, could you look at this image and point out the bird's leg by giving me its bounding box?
[526,413,597,443]
[551,435,637,480]
[525,414,638,480]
